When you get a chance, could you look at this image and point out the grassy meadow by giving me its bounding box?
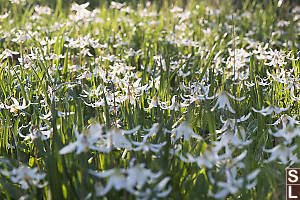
[0,0,299,199]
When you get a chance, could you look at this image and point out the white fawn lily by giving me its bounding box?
[210,91,245,114]
[6,97,30,114]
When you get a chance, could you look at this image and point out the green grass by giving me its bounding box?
[0,0,299,199]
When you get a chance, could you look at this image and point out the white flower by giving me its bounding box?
[39,111,52,120]
[211,91,245,113]
[159,95,186,111]
[9,0,26,5]
[125,48,143,57]
[110,1,126,9]
[34,5,52,15]
[57,111,75,118]
[105,126,140,150]
[106,127,133,150]
[132,141,166,153]
[277,0,284,7]
[90,168,128,196]
[144,95,159,111]
[264,144,299,164]
[216,122,253,148]
[179,147,224,169]
[90,163,167,197]
[269,122,300,144]
[71,2,90,13]
[80,126,141,153]
[136,177,172,200]
[11,30,31,43]
[256,77,271,86]
[179,153,213,168]
[209,166,260,199]
[70,2,91,21]
[264,49,287,67]
[0,166,47,190]
[217,130,252,148]
[0,12,10,20]
[19,124,52,142]
[59,124,103,155]
[252,105,289,116]
[212,169,243,198]
[289,85,300,101]
[180,91,207,105]
[1,49,19,60]
[269,114,300,126]
[141,123,160,141]
[170,121,203,142]
[253,43,269,60]
[126,163,161,190]
[82,95,105,108]
[170,6,183,13]
[226,48,252,70]
[6,97,30,114]
[217,113,251,133]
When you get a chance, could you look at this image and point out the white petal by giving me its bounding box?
[11,97,19,106]
[122,125,141,134]
[157,186,172,197]
[247,169,260,181]
[59,142,77,154]
[98,181,112,196]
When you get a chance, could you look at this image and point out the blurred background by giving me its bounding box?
[1,0,299,11]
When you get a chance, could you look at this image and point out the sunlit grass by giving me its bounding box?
[0,0,299,199]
